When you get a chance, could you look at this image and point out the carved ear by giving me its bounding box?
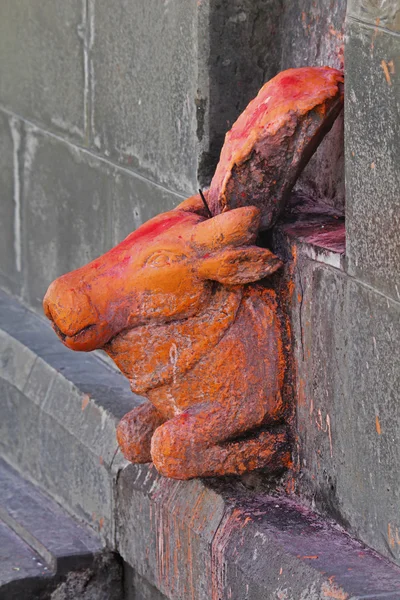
[198,246,282,284]
[191,206,261,250]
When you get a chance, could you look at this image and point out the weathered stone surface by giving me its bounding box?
[0,289,138,543]
[280,0,347,216]
[347,0,400,33]
[0,1,85,142]
[2,289,400,598]
[345,19,400,301]
[91,0,200,195]
[211,494,400,600]
[13,121,181,312]
[0,113,22,296]
[124,566,168,600]
[0,520,54,600]
[110,170,181,249]
[288,245,400,565]
[117,464,225,600]
[281,0,346,69]
[201,0,283,186]
[0,377,115,542]
[117,465,400,599]
[91,1,287,194]
[0,458,101,574]
[344,279,400,562]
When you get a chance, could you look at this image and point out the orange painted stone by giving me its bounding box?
[43,67,343,480]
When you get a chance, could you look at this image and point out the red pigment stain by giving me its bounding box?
[88,211,199,270]
[123,213,192,245]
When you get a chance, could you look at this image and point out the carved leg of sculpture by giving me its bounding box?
[150,403,291,479]
[117,401,166,463]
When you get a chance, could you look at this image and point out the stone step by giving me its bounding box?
[0,458,102,574]
[0,519,53,600]
[0,458,105,599]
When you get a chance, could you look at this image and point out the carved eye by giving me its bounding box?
[145,252,173,267]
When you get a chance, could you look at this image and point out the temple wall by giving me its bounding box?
[0,0,399,596]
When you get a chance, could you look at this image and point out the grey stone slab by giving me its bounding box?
[279,0,347,217]
[0,458,101,574]
[347,0,400,33]
[0,378,115,542]
[340,279,400,563]
[117,463,226,600]
[0,1,86,142]
[91,0,200,195]
[288,244,400,566]
[0,112,22,296]
[0,288,142,544]
[124,566,168,600]
[117,462,400,599]
[20,124,113,311]
[345,20,400,301]
[212,494,400,600]
[0,520,54,600]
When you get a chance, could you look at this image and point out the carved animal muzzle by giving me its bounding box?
[43,196,282,352]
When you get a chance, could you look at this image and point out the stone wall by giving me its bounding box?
[0,0,347,311]
[0,0,399,582]
[286,0,400,565]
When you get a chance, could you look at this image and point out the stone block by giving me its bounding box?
[91,1,285,194]
[341,279,400,562]
[279,0,347,216]
[117,463,225,600]
[212,495,400,600]
[0,0,86,142]
[345,19,400,301]
[0,112,22,296]
[18,122,181,311]
[0,377,115,541]
[0,294,138,544]
[124,566,168,600]
[91,0,201,195]
[347,0,400,33]
[291,250,400,564]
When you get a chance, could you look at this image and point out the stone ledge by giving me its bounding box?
[275,216,346,270]
[1,289,400,599]
[0,288,139,544]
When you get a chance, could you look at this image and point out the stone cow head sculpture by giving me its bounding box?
[44,194,288,478]
[44,67,344,479]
